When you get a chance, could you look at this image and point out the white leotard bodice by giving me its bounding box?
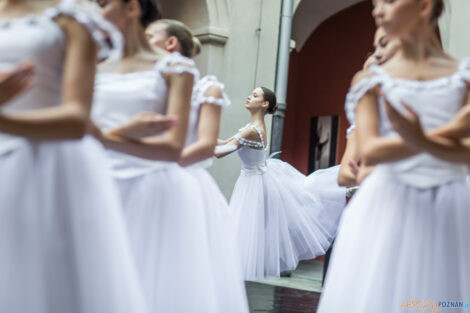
[92,52,199,178]
[0,0,121,154]
[346,60,470,188]
[235,124,267,175]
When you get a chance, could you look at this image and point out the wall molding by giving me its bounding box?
[193,26,229,45]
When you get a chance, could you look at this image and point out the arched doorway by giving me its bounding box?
[281,1,376,174]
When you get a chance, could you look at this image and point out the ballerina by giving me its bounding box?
[144,18,249,313]
[92,2,243,312]
[0,0,148,312]
[318,0,470,312]
[217,86,334,281]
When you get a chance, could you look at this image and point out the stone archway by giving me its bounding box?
[159,0,230,42]
[292,0,365,51]
[281,1,375,174]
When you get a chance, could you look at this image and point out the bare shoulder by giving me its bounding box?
[351,69,376,87]
[436,54,460,68]
[55,15,94,44]
[204,85,223,98]
[239,127,263,143]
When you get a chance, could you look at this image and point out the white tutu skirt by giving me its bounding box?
[185,167,249,313]
[304,165,346,238]
[318,172,470,313]
[116,166,228,313]
[0,137,148,313]
[230,159,334,281]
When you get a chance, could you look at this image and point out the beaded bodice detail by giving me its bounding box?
[235,124,267,175]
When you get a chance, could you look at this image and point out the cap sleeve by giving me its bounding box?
[234,125,265,149]
[46,0,123,66]
[345,69,383,127]
[234,134,265,149]
[192,75,231,108]
[457,58,470,82]
[154,52,200,82]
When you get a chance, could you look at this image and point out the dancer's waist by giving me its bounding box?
[374,159,468,188]
[107,150,178,179]
[184,158,213,170]
[241,164,267,175]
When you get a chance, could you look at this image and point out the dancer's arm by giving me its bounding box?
[356,163,375,184]
[217,137,233,145]
[430,97,470,139]
[353,72,420,166]
[214,137,242,158]
[101,70,193,161]
[108,112,178,140]
[353,98,470,166]
[338,131,361,187]
[385,100,470,165]
[215,128,262,158]
[178,86,223,166]
[0,16,97,140]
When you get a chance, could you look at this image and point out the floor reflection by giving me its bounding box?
[245,260,324,313]
[246,281,320,313]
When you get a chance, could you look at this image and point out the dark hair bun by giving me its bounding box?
[261,87,277,115]
[268,103,278,115]
[125,0,162,28]
[432,0,444,21]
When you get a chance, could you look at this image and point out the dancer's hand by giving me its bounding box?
[110,112,178,140]
[87,121,105,143]
[384,96,426,147]
[0,63,35,106]
[449,104,470,138]
[347,160,360,178]
[357,164,374,185]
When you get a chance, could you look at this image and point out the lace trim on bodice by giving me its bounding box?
[154,52,200,82]
[234,124,265,149]
[192,75,231,108]
[0,0,123,67]
[344,68,383,126]
[344,58,470,127]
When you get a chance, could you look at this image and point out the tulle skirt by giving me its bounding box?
[185,167,249,313]
[304,165,346,238]
[0,137,148,313]
[116,165,234,313]
[230,159,334,281]
[318,172,470,313]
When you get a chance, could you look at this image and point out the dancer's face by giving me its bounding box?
[96,0,138,33]
[146,23,182,54]
[146,23,169,50]
[245,88,268,112]
[373,28,400,65]
[372,0,426,37]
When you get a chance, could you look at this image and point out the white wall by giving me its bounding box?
[439,0,470,57]
[210,0,282,198]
